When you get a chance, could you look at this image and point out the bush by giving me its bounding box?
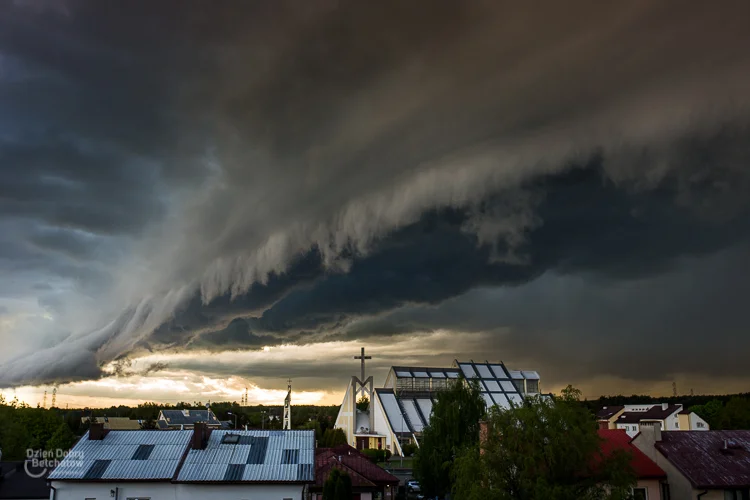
[402,443,418,457]
[361,448,390,463]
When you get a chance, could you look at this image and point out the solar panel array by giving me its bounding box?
[376,389,433,436]
[176,430,315,483]
[457,361,533,409]
[48,430,192,480]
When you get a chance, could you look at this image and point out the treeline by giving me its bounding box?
[583,392,750,430]
[0,394,340,460]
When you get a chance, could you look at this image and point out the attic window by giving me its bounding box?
[222,434,241,444]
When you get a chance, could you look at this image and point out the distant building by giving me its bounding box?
[596,403,709,437]
[597,429,667,500]
[311,444,399,500]
[633,424,750,500]
[48,423,316,499]
[81,416,142,430]
[156,409,222,430]
[336,356,543,456]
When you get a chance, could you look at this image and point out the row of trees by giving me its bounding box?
[414,381,637,499]
[0,394,340,459]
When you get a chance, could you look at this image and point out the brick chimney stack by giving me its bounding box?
[192,422,208,450]
[598,420,610,430]
[89,422,106,440]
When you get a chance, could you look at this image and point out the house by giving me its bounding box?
[596,405,625,429]
[0,461,50,500]
[336,359,542,455]
[156,409,222,429]
[48,423,316,499]
[48,424,193,499]
[81,416,142,430]
[633,424,750,500]
[310,445,399,500]
[597,429,667,500]
[597,403,709,437]
[175,425,315,499]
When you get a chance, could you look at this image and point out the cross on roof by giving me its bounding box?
[354,347,371,381]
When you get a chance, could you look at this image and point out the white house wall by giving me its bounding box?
[51,481,176,500]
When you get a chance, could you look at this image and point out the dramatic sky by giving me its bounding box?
[1,0,750,408]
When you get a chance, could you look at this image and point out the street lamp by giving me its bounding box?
[227,412,238,430]
[261,410,267,430]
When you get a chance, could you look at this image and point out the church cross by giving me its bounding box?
[354,347,371,382]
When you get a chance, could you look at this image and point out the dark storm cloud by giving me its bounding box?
[1,0,750,390]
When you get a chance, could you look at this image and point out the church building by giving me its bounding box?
[334,350,542,456]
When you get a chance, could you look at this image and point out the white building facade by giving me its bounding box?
[335,359,542,455]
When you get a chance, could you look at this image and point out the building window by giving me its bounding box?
[632,487,647,500]
[397,378,413,391]
[512,379,524,392]
[724,490,750,500]
[661,483,671,500]
[697,422,705,428]
[675,421,679,428]
[526,379,539,393]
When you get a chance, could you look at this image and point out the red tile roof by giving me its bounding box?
[598,429,666,479]
[314,445,399,488]
[655,431,750,488]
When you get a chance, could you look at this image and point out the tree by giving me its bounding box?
[719,397,750,430]
[689,399,724,429]
[413,377,486,498]
[140,416,158,430]
[47,423,78,452]
[321,428,348,448]
[452,386,635,500]
[356,395,369,412]
[322,468,352,500]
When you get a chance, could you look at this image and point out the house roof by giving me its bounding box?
[655,431,750,488]
[597,430,665,479]
[0,462,50,499]
[616,405,682,424]
[596,406,624,420]
[176,430,315,483]
[159,410,221,426]
[48,430,193,481]
[314,445,399,488]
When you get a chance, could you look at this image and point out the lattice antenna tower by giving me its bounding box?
[51,387,57,408]
[42,390,47,409]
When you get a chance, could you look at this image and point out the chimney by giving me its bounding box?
[662,403,668,411]
[89,423,106,440]
[598,420,609,430]
[192,422,208,450]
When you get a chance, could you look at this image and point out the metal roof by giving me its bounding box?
[655,431,750,488]
[159,409,221,426]
[176,430,315,483]
[48,430,192,481]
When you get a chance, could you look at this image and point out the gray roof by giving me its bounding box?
[48,430,192,481]
[176,430,315,483]
[159,410,221,426]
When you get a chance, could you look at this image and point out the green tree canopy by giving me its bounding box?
[321,428,348,448]
[356,395,369,412]
[322,468,352,500]
[47,422,78,452]
[452,386,635,500]
[413,377,487,498]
